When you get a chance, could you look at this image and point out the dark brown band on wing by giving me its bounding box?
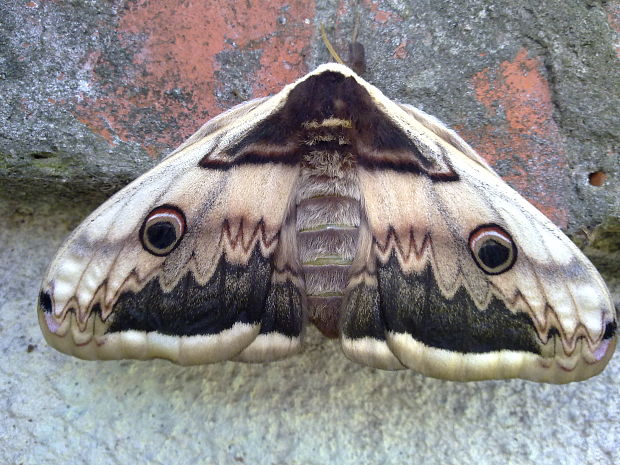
[342,252,542,354]
[106,247,302,338]
[341,283,387,341]
[199,71,458,181]
[259,280,304,337]
[375,254,541,354]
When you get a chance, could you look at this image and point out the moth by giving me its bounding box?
[38,63,617,383]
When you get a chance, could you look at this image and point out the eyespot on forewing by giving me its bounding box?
[469,224,517,275]
[139,205,186,256]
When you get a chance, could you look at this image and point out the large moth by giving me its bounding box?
[38,63,617,383]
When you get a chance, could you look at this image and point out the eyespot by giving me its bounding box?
[139,205,186,256]
[468,224,517,275]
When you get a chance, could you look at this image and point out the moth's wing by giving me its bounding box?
[38,97,305,365]
[164,97,269,159]
[340,101,617,383]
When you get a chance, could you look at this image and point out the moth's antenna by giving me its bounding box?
[320,24,345,65]
[320,10,366,74]
[348,10,366,75]
[351,10,360,43]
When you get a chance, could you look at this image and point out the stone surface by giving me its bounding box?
[1,1,620,463]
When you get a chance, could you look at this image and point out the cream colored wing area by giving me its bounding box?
[345,150,616,382]
[38,130,303,363]
[38,312,260,365]
[381,334,616,383]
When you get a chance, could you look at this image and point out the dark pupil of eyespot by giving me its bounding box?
[478,239,510,269]
[146,221,177,250]
[39,291,52,313]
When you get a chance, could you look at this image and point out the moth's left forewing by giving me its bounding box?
[341,74,616,382]
[38,92,306,365]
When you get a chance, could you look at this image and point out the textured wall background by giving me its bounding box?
[1,1,619,464]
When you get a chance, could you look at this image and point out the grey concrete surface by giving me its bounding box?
[1,198,619,465]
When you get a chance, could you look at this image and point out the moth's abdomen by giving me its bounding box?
[296,119,361,337]
[297,197,360,338]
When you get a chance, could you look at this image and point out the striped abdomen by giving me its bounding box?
[296,120,360,337]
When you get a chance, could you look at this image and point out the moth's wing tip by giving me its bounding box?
[338,310,617,382]
[38,289,306,365]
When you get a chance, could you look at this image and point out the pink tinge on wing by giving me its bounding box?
[45,312,62,334]
[593,338,611,362]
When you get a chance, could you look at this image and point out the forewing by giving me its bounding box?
[340,94,616,382]
[38,98,305,365]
